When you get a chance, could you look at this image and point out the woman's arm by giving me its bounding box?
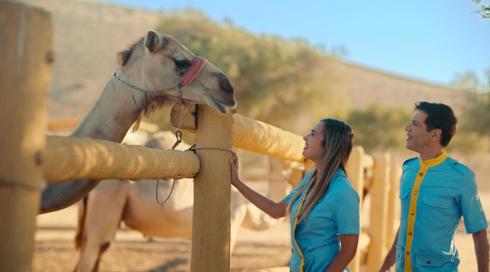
[326,234,359,272]
[230,153,288,219]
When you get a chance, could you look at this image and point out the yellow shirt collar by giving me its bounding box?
[420,149,447,167]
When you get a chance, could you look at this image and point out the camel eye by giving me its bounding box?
[173,58,192,71]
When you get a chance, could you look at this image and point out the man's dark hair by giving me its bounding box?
[415,101,457,147]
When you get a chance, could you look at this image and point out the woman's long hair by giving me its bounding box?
[288,119,354,223]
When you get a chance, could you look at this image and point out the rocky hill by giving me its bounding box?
[24,0,466,120]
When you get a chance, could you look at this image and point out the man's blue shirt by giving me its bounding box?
[396,155,487,271]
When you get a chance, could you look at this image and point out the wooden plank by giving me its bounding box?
[191,105,233,271]
[171,104,305,162]
[346,146,365,272]
[44,136,200,183]
[0,3,53,271]
[366,153,391,271]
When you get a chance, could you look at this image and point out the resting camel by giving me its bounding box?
[74,131,295,272]
[39,30,236,214]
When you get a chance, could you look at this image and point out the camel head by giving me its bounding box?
[116,30,236,114]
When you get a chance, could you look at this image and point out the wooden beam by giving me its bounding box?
[386,159,401,249]
[171,104,305,162]
[0,3,53,271]
[44,136,199,183]
[366,153,391,271]
[346,146,365,272]
[191,105,233,271]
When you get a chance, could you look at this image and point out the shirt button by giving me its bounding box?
[410,212,415,216]
[408,232,412,236]
[419,172,423,176]
[406,251,410,255]
[426,260,431,265]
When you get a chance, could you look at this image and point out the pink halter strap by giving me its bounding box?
[179,56,208,87]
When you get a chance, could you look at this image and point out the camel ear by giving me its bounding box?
[144,31,160,53]
[117,50,131,66]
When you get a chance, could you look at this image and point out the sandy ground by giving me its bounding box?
[34,205,291,272]
[34,186,490,271]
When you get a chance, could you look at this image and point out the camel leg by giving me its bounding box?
[75,180,130,272]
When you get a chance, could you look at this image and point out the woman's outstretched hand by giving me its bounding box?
[228,151,287,219]
[229,152,240,186]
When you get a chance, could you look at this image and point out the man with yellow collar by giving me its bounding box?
[379,102,488,271]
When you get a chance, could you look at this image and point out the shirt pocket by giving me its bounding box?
[421,195,455,209]
[414,252,457,267]
[420,194,457,223]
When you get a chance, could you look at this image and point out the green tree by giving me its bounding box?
[451,69,490,136]
[451,71,481,91]
[450,69,490,152]
[149,9,348,133]
[473,0,490,18]
[345,104,411,152]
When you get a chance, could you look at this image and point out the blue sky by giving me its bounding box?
[100,0,490,86]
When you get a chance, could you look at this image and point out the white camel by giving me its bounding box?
[39,30,236,214]
[74,131,295,272]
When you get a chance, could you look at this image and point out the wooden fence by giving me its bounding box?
[0,2,400,271]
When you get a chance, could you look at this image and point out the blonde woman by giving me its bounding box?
[231,119,359,272]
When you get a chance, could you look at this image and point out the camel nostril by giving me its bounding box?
[217,73,234,94]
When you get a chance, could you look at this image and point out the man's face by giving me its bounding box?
[405,110,435,153]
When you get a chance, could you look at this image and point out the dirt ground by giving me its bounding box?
[33,239,291,271]
[34,179,293,271]
[34,205,292,272]
[34,158,490,272]
[34,196,490,272]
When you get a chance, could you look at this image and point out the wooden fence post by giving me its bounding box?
[191,105,233,272]
[386,158,401,249]
[346,146,365,272]
[366,153,391,271]
[0,2,53,271]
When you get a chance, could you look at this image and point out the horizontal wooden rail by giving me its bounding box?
[171,104,305,162]
[44,136,199,183]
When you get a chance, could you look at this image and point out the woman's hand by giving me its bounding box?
[229,152,240,186]
[228,152,287,219]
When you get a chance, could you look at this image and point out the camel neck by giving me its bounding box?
[71,78,147,142]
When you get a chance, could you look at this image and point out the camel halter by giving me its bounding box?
[113,56,208,102]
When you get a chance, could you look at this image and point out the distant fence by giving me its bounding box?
[0,3,400,271]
